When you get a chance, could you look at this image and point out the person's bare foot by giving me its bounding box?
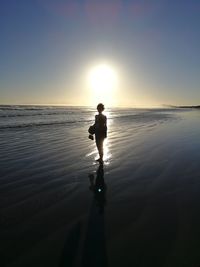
[96,158,103,164]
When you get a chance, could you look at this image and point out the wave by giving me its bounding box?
[0,113,177,130]
[0,112,77,118]
[109,111,178,122]
[0,105,48,111]
[0,119,94,130]
[0,105,94,111]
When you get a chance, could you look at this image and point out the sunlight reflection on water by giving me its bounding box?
[86,137,112,165]
[103,138,112,164]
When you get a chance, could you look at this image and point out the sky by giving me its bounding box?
[0,0,200,107]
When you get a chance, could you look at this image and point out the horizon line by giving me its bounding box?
[0,103,170,108]
[1,103,198,109]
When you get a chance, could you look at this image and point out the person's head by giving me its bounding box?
[97,103,105,113]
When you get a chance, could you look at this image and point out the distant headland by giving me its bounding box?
[164,105,200,109]
[176,105,200,109]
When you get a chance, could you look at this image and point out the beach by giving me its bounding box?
[1,106,200,267]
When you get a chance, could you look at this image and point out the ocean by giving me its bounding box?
[1,105,200,267]
[0,105,179,179]
[0,105,195,181]
[0,105,178,129]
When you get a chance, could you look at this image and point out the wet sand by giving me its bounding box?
[1,109,200,267]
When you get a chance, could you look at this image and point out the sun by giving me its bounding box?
[88,64,118,106]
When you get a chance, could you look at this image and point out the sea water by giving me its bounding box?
[0,105,199,182]
[0,105,180,129]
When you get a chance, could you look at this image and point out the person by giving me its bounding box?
[94,103,107,164]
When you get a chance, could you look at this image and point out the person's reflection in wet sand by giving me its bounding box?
[82,165,107,267]
[89,164,107,214]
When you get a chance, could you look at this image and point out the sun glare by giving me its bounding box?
[88,64,118,106]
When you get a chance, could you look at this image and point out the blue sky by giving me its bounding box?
[0,0,200,106]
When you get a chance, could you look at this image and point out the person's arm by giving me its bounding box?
[95,115,98,124]
[104,116,107,138]
[94,115,98,133]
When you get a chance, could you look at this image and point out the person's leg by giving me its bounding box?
[96,137,104,161]
[98,139,103,160]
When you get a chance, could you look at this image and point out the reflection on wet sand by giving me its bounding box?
[59,165,107,267]
[82,165,107,267]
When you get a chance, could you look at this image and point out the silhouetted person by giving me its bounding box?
[94,103,107,164]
